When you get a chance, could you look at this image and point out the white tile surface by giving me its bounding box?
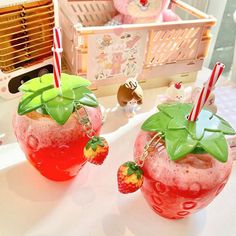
[1,68,236,236]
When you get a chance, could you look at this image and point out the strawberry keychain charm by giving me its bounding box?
[117,161,144,194]
[84,136,109,165]
[75,105,109,166]
[117,133,162,194]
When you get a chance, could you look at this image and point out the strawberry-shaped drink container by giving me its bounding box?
[133,103,235,219]
[13,73,106,181]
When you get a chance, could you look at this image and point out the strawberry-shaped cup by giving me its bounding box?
[13,73,104,181]
[133,103,235,219]
[117,63,234,219]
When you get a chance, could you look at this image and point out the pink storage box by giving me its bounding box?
[59,0,216,95]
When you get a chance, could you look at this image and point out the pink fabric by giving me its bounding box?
[162,9,181,22]
[110,0,179,24]
[113,0,131,15]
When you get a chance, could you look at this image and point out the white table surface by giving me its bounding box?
[1,69,236,236]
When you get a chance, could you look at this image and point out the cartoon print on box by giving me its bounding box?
[96,52,108,66]
[95,52,111,80]
[95,71,107,80]
[123,48,138,77]
[125,34,141,48]
[88,31,147,80]
[98,35,113,50]
[111,52,126,75]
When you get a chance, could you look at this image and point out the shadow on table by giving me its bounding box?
[101,104,157,134]
[0,161,89,235]
[3,162,87,201]
[102,194,206,236]
[101,105,129,133]
[100,89,160,134]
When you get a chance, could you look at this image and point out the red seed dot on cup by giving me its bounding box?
[153,205,163,214]
[215,182,226,197]
[152,195,163,205]
[177,211,189,217]
[183,201,197,210]
[27,135,39,150]
[155,181,166,194]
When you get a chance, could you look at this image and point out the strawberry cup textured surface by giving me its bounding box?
[132,103,235,219]
[134,131,233,219]
[13,73,102,181]
[13,108,102,181]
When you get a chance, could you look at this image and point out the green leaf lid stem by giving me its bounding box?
[142,103,236,163]
[18,73,98,125]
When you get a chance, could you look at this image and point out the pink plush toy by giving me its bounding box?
[106,0,180,25]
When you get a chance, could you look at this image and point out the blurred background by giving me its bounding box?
[0,0,236,145]
[182,0,236,78]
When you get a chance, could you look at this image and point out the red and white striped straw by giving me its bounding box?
[188,62,225,122]
[52,27,63,88]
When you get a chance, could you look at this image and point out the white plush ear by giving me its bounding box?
[162,0,171,10]
[166,85,174,97]
[168,81,175,87]
[206,93,216,106]
[191,87,201,103]
[113,0,130,15]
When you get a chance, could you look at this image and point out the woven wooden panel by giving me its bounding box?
[68,0,117,26]
[145,26,203,66]
[0,0,54,72]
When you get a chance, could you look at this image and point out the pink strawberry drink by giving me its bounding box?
[13,107,102,181]
[134,103,235,219]
[134,131,233,219]
[13,73,102,181]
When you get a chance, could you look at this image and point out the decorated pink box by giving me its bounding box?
[59,0,216,95]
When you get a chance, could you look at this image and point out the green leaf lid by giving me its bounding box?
[18,73,98,125]
[142,103,236,163]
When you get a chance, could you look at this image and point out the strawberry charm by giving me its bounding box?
[84,136,109,165]
[117,161,144,194]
